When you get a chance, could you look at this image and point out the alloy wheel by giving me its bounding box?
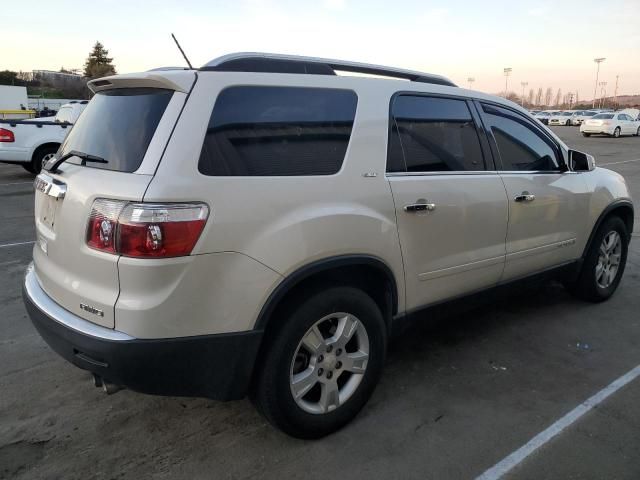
[595,231,622,289]
[290,312,369,414]
[41,152,56,169]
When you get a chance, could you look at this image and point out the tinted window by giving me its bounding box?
[593,114,614,119]
[482,103,560,171]
[58,88,172,172]
[388,96,485,172]
[198,86,357,176]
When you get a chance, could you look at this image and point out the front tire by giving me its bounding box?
[613,127,621,138]
[566,216,628,302]
[636,126,640,136]
[252,286,387,438]
[582,132,591,137]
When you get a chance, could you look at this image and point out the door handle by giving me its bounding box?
[514,192,535,202]
[404,202,436,212]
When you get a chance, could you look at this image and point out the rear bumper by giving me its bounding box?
[22,264,263,400]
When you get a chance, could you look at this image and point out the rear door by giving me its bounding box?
[387,94,508,310]
[476,102,589,281]
[33,79,192,328]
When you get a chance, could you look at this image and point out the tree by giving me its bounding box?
[544,87,553,106]
[83,41,116,78]
[0,70,20,85]
[535,87,543,106]
[554,88,562,107]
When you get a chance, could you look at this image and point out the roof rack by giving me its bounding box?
[201,52,457,87]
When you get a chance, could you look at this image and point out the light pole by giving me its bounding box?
[599,81,607,108]
[613,75,619,108]
[503,68,512,97]
[520,81,528,107]
[467,77,475,89]
[592,58,606,108]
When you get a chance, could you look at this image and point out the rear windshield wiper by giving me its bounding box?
[44,150,108,173]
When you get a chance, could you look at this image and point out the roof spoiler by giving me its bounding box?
[87,71,194,94]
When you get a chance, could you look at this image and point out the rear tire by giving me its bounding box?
[27,146,58,174]
[582,132,591,137]
[636,126,640,136]
[252,286,387,439]
[566,216,628,302]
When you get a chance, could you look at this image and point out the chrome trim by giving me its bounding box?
[34,173,67,199]
[386,171,499,177]
[24,264,134,341]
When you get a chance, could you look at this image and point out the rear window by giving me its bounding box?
[593,114,614,119]
[198,86,357,176]
[58,88,173,172]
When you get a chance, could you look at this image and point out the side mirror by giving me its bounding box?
[568,150,595,172]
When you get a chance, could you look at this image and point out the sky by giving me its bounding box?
[3,0,640,99]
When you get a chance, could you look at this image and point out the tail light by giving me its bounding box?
[0,128,15,142]
[86,199,208,258]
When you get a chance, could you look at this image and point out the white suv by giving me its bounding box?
[23,53,634,438]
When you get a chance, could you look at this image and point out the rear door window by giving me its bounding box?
[387,95,486,172]
[198,86,357,176]
[58,88,173,172]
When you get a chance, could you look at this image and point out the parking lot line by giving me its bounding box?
[475,364,640,480]
[0,181,34,186]
[0,240,35,248]
[599,158,640,167]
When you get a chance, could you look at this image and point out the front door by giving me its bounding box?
[386,95,509,310]
[477,102,589,280]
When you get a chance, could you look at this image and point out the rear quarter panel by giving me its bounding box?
[143,72,407,324]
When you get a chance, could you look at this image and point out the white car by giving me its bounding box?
[572,111,598,126]
[581,112,640,137]
[23,52,634,438]
[0,101,87,173]
[548,111,574,126]
[534,111,552,124]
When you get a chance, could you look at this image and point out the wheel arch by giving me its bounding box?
[582,200,634,258]
[254,255,399,335]
[31,142,60,162]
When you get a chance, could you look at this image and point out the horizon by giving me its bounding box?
[3,0,639,98]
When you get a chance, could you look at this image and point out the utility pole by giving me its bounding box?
[599,81,607,108]
[613,75,619,108]
[467,77,475,89]
[567,92,574,110]
[592,58,605,108]
[503,68,512,97]
[520,82,528,107]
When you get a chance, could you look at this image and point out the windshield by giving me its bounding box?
[593,114,614,119]
[585,112,597,116]
[561,112,572,116]
[59,88,173,172]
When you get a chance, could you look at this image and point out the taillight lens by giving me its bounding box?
[87,199,125,253]
[0,128,15,142]
[86,199,208,258]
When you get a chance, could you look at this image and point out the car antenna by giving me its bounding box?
[171,33,193,69]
